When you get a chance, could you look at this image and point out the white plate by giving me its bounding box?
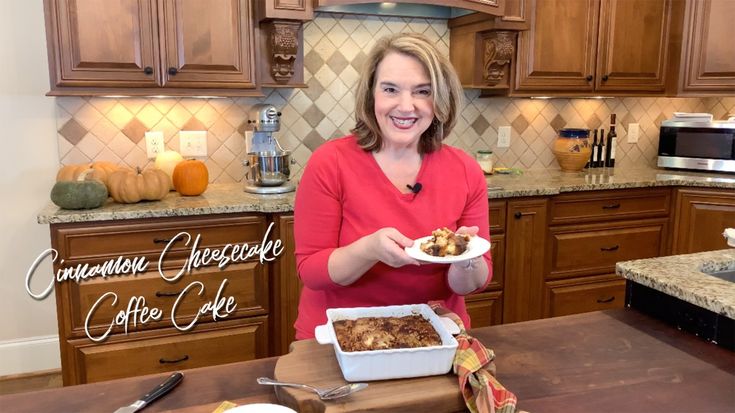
[226,404,296,413]
[404,235,491,264]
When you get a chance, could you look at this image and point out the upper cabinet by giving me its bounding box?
[514,0,675,95]
[677,0,735,94]
[44,0,258,96]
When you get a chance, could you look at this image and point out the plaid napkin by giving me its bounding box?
[429,301,519,413]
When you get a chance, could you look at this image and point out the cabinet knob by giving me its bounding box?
[144,66,153,75]
[585,75,593,81]
[168,67,178,76]
[602,74,609,81]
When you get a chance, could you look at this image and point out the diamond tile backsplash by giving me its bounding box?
[54,13,735,183]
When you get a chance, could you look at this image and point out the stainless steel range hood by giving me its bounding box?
[315,2,475,19]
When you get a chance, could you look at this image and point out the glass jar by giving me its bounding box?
[552,128,591,172]
[475,150,494,174]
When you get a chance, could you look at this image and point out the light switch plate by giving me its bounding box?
[180,131,207,157]
[498,126,511,148]
[145,131,165,159]
[627,123,640,144]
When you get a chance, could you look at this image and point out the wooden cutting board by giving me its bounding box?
[272,339,466,413]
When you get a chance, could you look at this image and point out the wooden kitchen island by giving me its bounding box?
[3,309,733,412]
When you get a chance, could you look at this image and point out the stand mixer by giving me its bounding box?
[243,104,296,194]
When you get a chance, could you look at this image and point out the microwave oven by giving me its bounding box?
[657,120,735,173]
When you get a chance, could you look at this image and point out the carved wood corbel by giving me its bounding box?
[482,30,516,86]
[264,20,301,83]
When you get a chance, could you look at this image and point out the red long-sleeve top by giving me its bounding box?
[293,135,492,339]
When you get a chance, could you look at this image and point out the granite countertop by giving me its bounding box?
[38,165,735,224]
[616,249,735,319]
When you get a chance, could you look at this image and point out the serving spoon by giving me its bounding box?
[257,377,368,400]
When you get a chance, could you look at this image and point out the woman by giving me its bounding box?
[293,33,491,339]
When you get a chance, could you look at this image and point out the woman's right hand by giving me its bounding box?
[365,227,420,267]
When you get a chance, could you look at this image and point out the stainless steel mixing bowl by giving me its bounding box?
[243,151,295,186]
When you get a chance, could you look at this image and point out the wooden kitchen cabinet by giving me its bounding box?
[44,0,258,95]
[672,188,735,254]
[514,0,675,94]
[466,200,507,328]
[543,188,671,317]
[50,214,271,385]
[677,0,735,94]
[272,215,302,356]
[503,198,548,323]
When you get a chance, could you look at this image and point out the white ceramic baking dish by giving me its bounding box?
[314,304,459,381]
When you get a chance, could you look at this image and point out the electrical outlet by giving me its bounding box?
[145,131,165,159]
[497,126,511,148]
[627,123,640,143]
[179,131,207,157]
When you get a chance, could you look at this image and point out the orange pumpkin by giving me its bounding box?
[56,161,120,188]
[173,160,209,196]
[107,167,170,203]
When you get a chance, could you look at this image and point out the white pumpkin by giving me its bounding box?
[154,150,184,190]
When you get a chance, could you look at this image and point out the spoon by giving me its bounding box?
[257,377,368,400]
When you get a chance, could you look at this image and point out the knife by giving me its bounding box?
[113,372,184,413]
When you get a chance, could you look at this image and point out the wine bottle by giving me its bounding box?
[590,129,599,168]
[606,114,617,167]
[599,129,606,168]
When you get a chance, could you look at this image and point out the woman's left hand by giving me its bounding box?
[455,225,479,237]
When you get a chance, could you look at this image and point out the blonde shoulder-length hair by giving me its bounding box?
[351,32,464,154]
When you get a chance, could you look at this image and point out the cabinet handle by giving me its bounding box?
[514,211,532,219]
[596,296,615,304]
[600,245,620,252]
[168,67,178,76]
[159,355,189,364]
[153,238,172,244]
[155,290,182,297]
[602,74,609,81]
[144,66,153,75]
[601,203,620,210]
[585,75,593,81]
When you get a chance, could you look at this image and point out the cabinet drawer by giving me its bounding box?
[550,189,670,224]
[487,233,504,290]
[547,219,667,279]
[489,201,506,233]
[545,277,625,317]
[68,261,267,337]
[465,290,503,328]
[53,215,266,265]
[68,317,267,383]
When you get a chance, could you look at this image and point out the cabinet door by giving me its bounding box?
[465,291,503,328]
[503,199,548,323]
[259,0,314,20]
[514,0,598,92]
[45,0,160,87]
[159,0,256,89]
[680,0,735,92]
[672,189,735,254]
[272,215,302,356]
[596,0,672,92]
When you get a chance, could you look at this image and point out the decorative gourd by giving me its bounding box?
[107,167,170,203]
[173,159,209,196]
[50,169,108,210]
[56,161,120,188]
[154,150,184,190]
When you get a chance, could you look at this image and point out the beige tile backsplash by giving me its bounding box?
[54,13,735,183]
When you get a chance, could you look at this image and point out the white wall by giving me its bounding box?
[0,0,61,374]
